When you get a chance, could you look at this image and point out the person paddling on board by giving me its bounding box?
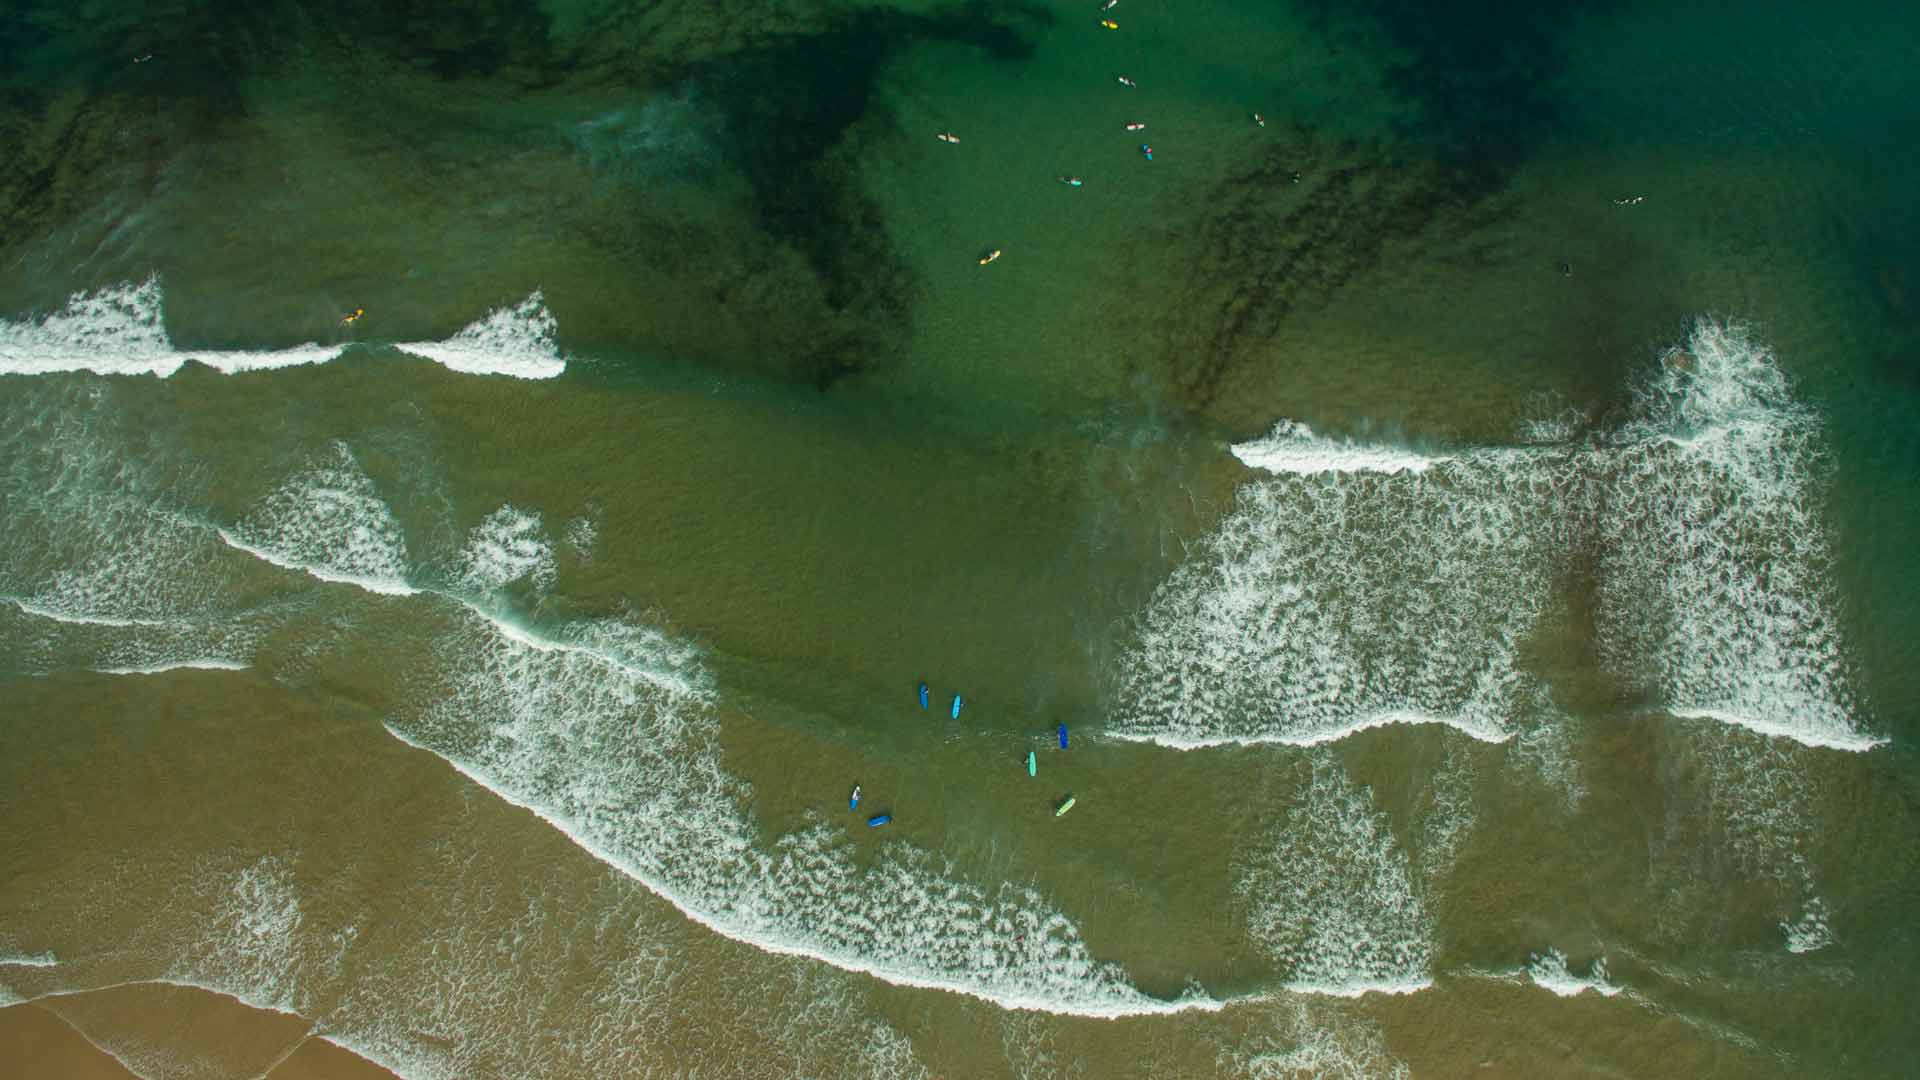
[1124,121,1146,132]
[1100,0,1118,9]
[1139,143,1153,161]
[341,307,365,325]
[978,249,1002,266]
[1116,75,1137,88]
[937,131,960,144]
[1252,112,1266,127]
[1058,175,1083,187]
[1099,19,1118,29]
[918,681,930,709]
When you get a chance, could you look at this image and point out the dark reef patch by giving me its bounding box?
[1146,140,1491,417]
[1142,0,1621,422]
[669,3,1047,388]
[1293,0,1618,178]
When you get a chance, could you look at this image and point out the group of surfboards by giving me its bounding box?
[850,683,1075,829]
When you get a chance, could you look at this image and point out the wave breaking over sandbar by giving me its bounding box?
[0,277,564,380]
[1111,439,1567,749]
[1114,318,1881,753]
[1230,420,1448,476]
[1590,321,1881,751]
[1235,758,1435,997]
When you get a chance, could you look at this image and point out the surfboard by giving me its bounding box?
[1055,796,1076,818]
[867,814,892,828]
[1026,751,1037,776]
[951,693,963,720]
[918,681,929,709]
[1058,724,1068,749]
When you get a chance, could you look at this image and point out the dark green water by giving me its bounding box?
[2,0,1918,1076]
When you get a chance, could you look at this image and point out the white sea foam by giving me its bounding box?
[165,855,308,1016]
[1111,444,1566,749]
[395,292,565,379]
[217,442,417,597]
[1118,318,1880,754]
[1231,420,1445,475]
[1782,897,1834,954]
[1525,947,1622,997]
[1592,320,1881,752]
[454,505,559,596]
[0,383,266,674]
[0,278,565,380]
[93,659,249,675]
[0,951,59,968]
[384,599,1214,1018]
[1236,758,1434,997]
[1222,1000,1411,1080]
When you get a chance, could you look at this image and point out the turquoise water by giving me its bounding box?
[2,0,1919,1076]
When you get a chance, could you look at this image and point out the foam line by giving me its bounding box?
[4,597,180,628]
[1280,977,1434,999]
[214,528,420,597]
[1231,420,1446,476]
[379,721,1225,1019]
[1671,708,1885,753]
[0,953,58,968]
[1105,711,1514,750]
[452,599,702,700]
[93,659,248,675]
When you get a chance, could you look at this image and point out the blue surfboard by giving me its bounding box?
[918,681,929,709]
[867,814,892,828]
[1058,724,1068,749]
[951,693,963,720]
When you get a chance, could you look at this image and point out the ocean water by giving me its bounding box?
[3,0,1918,1076]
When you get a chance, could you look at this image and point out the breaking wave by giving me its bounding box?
[0,277,564,380]
[1113,319,1880,753]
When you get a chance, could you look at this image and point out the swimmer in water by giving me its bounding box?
[1252,112,1266,127]
[936,131,960,144]
[979,249,1002,266]
[1612,195,1644,206]
[1139,143,1153,161]
[341,307,365,325]
[1124,121,1146,131]
[1099,19,1118,29]
[1116,75,1137,88]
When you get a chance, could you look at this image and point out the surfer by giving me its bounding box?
[1124,121,1146,131]
[1058,176,1083,187]
[1613,195,1645,206]
[1099,19,1118,29]
[1252,112,1266,127]
[1139,143,1153,161]
[1116,75,1137,88]
[937,131,960,144]
[978,249,1002,266]
[341,307,365,325]
[1100,0,1118,9]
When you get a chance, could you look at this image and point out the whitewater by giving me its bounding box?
[0,277,565,380]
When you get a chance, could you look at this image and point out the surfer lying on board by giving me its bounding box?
[341,307,365,325]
